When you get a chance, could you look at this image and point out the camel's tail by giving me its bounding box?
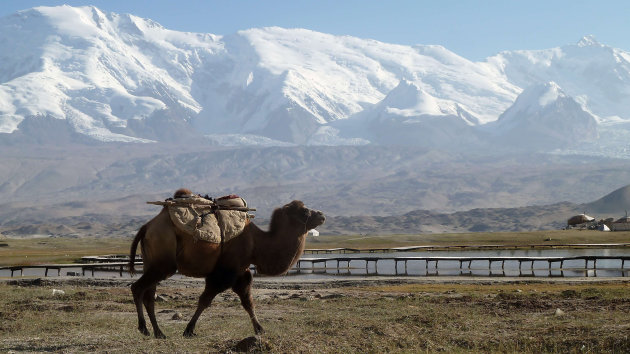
[128,224,147,276]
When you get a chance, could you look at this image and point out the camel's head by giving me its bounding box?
[282,200,326,231]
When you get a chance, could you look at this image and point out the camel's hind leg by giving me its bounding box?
[143,284,166,339]
[233,269,264,334]
[131,270,167,338]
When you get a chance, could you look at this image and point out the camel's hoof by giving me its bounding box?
[254,326,265,335]
[183,330,197,338]
[154,331,167,339]
[139,327,151,336]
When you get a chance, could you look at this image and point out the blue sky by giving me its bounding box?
[1,0,629,61]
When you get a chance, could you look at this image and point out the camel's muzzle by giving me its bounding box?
[311,210,326,226]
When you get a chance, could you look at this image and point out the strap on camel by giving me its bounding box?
[147,200,256,213]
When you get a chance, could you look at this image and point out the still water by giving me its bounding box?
[291,248,630,278]
[1,248,628,279]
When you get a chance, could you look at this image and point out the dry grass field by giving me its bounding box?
[1,231,629,352]
[0,278,629,353]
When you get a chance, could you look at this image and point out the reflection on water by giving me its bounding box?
[291,248,630,278]
[1,249,628,279]
[291,258,628,278]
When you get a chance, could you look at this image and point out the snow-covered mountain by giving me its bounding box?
[485,82,599,150]
[315,79,483,148]
[1,5,630,154]
[485,35,630,123]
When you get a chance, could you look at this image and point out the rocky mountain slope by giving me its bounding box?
[1,143,630,237]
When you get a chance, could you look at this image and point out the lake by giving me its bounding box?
[1,248,628,279]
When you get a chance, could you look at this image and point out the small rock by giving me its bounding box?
[52,289,65,296]
[554,308,565,316]
[515,289,522,293]
[155,295,169,302]
[171,312,183,320]
[232,336,271,352]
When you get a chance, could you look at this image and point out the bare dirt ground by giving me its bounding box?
[1,276,629,353]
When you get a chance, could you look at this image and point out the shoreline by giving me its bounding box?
[3,275,630,289]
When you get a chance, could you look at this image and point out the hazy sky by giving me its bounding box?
[1,0,629,61]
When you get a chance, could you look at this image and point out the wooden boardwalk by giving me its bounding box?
[296,255,630,276]
[2,252,629,278]
[0,262,133,277]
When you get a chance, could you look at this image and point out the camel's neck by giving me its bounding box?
[251,221,307,276]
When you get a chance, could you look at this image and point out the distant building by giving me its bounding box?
[612,214,630,231]
[308,229,320,237]
[567,213,595,226]
[598,224,611,232]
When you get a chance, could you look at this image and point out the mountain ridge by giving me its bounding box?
[2,6,630,154]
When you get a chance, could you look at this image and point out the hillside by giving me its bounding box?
[585,184,630,215]
[1,143,629,237]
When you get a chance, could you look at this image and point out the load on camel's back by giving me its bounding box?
[147,189,255,245]
[129,188,325,339]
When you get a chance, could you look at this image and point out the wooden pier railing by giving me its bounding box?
[0,262,135,278]
[295,255,630,276]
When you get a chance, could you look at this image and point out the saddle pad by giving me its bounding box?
[168,196,248,243]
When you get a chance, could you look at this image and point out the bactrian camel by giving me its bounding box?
[128,192,325,338]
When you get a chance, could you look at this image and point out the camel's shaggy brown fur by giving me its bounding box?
[173,188,193,198]
[129,197,325,338]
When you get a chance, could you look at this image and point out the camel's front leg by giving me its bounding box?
[183,285,220,337]
[183,269,236,337]
[233,270,264,334]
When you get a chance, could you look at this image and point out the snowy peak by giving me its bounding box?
[376,79,479,125]
[319,79,483,148]
[577,35,602,48]
[382,80,444,117]
[0,5,223,141]
[486,36,630,123]
[491,81,598,149]
[510,81,567,113]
